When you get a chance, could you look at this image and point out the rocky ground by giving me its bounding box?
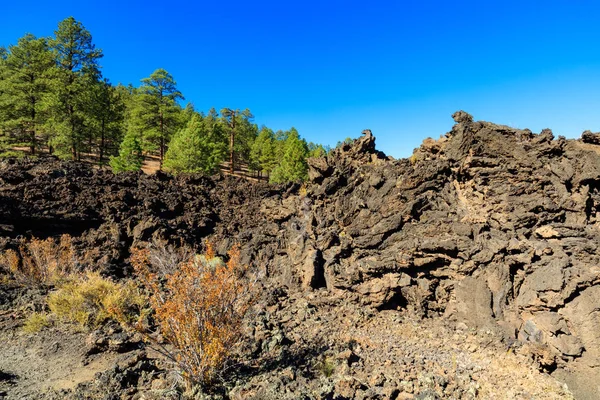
[1,111,599,399]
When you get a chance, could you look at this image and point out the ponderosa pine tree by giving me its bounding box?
[270,128,309,183]
[235,111,258,169]
[89,78,125,163]
[48,17,103,159]
[202,108,228,171]
[109,130,143,172]
[220,108,256,173]
[163,113,226,175]
[0,34,54,155]
[250,126,277,177]
[136,68,183,166]
[0,47,11,155]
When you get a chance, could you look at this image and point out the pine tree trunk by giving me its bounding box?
[160,110,164,168]
[70,105,77,160]
[229,117,236,174]
[99,119,105,163]
[30,108,36,155]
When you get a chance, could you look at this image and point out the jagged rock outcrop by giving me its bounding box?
[1,112,599,398]
[271,112,600,398]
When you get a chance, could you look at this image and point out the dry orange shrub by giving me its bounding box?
[131,242,257,386]
[0,235,76,286]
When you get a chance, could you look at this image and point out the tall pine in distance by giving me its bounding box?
[48,16,103,159]
[89,78,125,163]
[250,127,277,178]
[270,128,309,183]
[134,68,183,166]
[0,34,54,155]
[220,108,257,174]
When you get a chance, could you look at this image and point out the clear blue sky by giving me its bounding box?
[2,1,600,158]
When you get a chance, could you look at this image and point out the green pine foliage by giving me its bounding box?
[250,127,277,175]
[109,131,143,172]
[0,34,54,155]
[136,69,184,165]
[270,128,309,183]
[89,79,125,163]
[163,114,226,175]
[0,18,332,182]
[220,108,257,173]
[47,17,103,160]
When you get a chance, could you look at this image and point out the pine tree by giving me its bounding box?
[109,130,143,172]
[234,110,258,168]
[0,34,54,155]
[203,108,228,172]
[273,129,289,160]
[270,128,309,183]
[48,17,103,159]
[220,108,256,173]
[137,68,183,166]
[163,114,225,175]
[89,79,125,163]
[250,126,277,177]
[0,48,12,156]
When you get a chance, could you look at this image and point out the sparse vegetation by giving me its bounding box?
[131,242,258,387]
[22,312,51,333]
[316,357,336,378]
[48,271,147,330]
[0,235,76,286]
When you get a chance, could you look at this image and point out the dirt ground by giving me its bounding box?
[0,317,117,399]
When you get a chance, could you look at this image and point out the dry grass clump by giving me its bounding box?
[48,271,148,330]
[0,235,76,286]
[22,312,51,333]
[0,235,148,333]
[131,242,258,387]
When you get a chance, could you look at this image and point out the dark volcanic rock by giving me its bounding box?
[581,130,600,145]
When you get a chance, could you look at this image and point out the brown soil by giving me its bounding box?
[0,319,117,399]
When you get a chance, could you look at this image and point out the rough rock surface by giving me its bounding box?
[1,112,600,398]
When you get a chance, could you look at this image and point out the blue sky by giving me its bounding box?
[2,1,600,158]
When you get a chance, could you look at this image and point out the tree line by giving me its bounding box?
[0,17,330,183]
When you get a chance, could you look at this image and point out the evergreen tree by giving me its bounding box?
[0,34,54,155]
[250,126,277,176]
[48,17,103,159]
[270,128,309,183]
[137,68,183,166]
[273,129,289,160]
[89,78,125,163]
[118,84,147,151]
[234,110,258,168]
[220,108,256,173]
[0,48,11,155]
[109,130,143,172]
[163,113,225,175]
[203,108,228,171]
